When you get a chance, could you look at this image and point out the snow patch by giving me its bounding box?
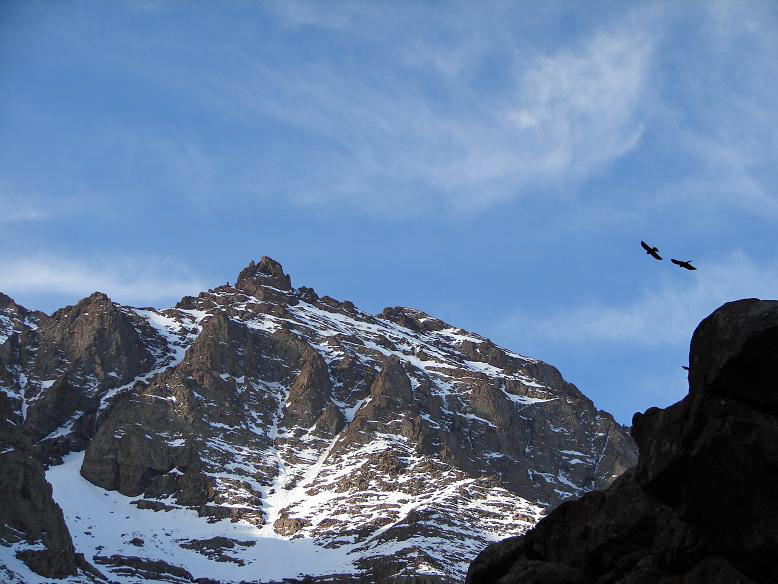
[46,452,359,582]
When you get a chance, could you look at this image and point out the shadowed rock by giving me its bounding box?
[283,348,334,426]
[237,256,293,297]
[467,298,778,584]
[0,446,81,578]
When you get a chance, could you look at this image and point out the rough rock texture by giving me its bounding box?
[466,298,778,584]
[0,294,106,581]
[1,257,636,582]
[1,290,173,465]
[93,554,195,582]
[0,445,79,578]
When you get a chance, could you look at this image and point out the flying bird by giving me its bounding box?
[671,259,697,271]
[640,241,662,260]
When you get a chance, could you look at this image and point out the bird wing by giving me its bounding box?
[671,258,682,266]
[653,251,663,260]
[641,241,651,252]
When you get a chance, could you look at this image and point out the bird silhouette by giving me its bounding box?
[671,259,696,271]
[640,241,662,260]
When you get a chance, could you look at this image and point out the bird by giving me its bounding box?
[671,259,697,271]
[640,241,662,260]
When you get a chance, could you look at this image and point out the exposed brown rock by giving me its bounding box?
[0,447,79,578]
[236,256,293,298]
[283,347,335,429]
[179,536,255,565]
[1,257,637,582]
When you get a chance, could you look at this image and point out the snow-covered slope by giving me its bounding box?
[0,258,637,583]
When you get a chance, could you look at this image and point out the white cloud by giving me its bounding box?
[274,1,776,221]
[0,255,206,308]
[200,1,776,218]
[26,1,775,221]
[502,30,650,187]
[248,27,649,212]
[120,4,653,214]
[503,251,778,347]
[0,207,46,223]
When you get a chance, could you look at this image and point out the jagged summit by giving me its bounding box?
[236,256,292,293]
[0,291,18,309]
[0,257,637,583]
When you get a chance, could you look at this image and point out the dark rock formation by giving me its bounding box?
[0,294,110,580]
[236,256,293,299]
[93,554,194,582]
[1,290,173,466]
[0,445,79,578]
[467,298,778,584]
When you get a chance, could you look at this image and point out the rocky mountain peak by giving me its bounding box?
[85,291,111,304]
[0,291,20,311]
[236,256,292,294]
[0,257,638,583]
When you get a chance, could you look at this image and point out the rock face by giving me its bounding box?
[0,295,87,580]
[0,258,636,583]
[0,446,80,579]
[466,298,778,584]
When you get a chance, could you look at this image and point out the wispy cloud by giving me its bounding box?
[649,1,778,216]
[502,30,650,187]
[173,1,778,218]
[0,255,206,308]
[8,1,775,222]
[87,3,654,214]
[502,251,778,347]
[231,18,653,213]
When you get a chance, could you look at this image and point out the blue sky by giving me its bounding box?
[1,0,777,424]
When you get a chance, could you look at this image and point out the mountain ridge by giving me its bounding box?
[0,256,637,583]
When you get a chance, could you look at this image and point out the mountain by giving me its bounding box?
[0,257,636,583]
[466,298,778,584]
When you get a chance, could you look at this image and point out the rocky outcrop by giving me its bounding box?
[0,295,110,580]
[93,554,195,582]
[0,445,81,578]
[282,347,341,433]
[1,290,175,466]
[236,256,293,299]
[466,298,778,584]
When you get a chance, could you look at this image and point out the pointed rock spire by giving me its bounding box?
[370,355,413,403]
[236,257,292,297]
